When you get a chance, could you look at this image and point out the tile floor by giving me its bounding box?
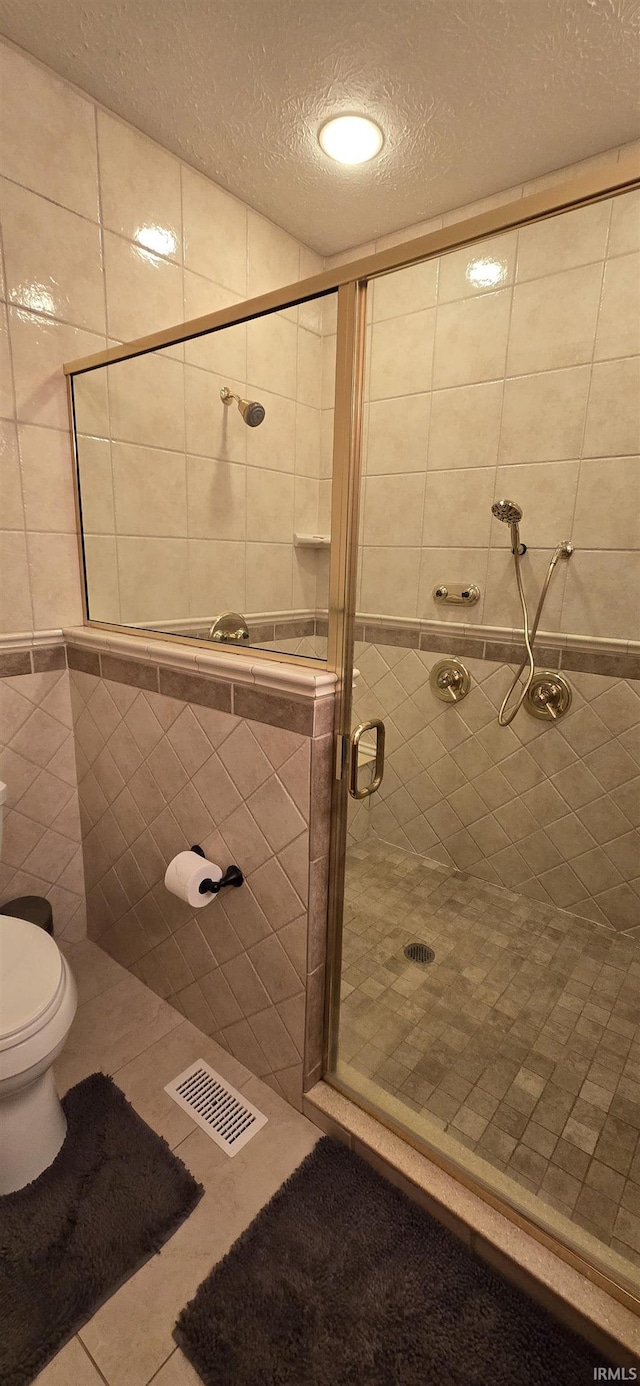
[36,939,320,1386]
[338,840,640,1269]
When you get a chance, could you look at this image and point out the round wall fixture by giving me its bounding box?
[429,657,471,703]
[524,671,572,721]
[318,115,384,165]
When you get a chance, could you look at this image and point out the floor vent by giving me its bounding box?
[165,1061,267,1156]
[404,942,435,965]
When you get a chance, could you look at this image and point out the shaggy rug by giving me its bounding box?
[175,1135,610,1386]
[1,1072,203,1386]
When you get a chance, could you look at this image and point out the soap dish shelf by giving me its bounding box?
[294,533,331,549]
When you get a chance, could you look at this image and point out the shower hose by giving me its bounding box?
[498,542,571,727]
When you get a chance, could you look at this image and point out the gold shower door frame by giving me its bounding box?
[64,149,640,1310]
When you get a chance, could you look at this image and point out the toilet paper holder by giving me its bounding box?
[191,845,244,895]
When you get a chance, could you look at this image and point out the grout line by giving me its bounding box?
[144,1345,181,1385]
[415,258,439,624]
[1,234,35,634]
[76,1333,111,1385]
[563,196,615,637]
[94,102,121,629]
[179,163,192,628]
[4,291,107,345]
[488,228,518,625]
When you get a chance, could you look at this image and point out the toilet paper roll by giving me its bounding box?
[164,851,222,908]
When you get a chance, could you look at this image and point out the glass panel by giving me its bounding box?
[72,291,337,660]
[333,189,640,1293]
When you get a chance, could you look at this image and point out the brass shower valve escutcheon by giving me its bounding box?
[429,658,471,703]
[525,671,572,721]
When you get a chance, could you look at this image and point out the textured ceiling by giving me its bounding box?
[0,0,638,254]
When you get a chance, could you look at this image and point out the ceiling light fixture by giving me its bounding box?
[318,114,384,165]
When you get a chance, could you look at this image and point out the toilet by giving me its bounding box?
[0,782,77,1194]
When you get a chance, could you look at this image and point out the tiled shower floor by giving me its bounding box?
[338,840,640,1268]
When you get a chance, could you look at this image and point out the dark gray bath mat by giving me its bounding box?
[175,1136,610,1386]
[1,1072,203,1386]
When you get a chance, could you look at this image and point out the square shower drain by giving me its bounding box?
[165,1061,267,1155]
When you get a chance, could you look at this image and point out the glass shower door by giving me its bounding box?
[328,191,640,1297]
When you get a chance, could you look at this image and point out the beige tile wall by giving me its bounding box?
[352,180,639,641]
[0,38,328,637]
[349,641,640,934]
[321,144,639,646]
[0,661,85,939]
[69,665,332,1105]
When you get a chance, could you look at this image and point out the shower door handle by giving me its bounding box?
[349,720,385,800]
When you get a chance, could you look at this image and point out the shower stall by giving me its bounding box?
[66,148,639,1308]
[325,167,640,1307]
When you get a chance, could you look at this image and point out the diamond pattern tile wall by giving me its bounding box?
[350,643,640,934]
[0,670,86,939]
[70,669,312,1105]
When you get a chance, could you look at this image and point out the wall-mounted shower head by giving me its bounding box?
[220,386,266,427]
[491,498,523,526]
[240,398,266,427]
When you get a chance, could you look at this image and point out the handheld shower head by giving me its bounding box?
[492,496,525,557]
[490,497,574,727]
[491,498,523,526]
[220,387,266,427]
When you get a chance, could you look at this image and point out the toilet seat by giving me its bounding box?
[0,916,64,1049]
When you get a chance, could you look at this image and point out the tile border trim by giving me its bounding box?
[65,641,337,738]
[1,645,335,748]
[354,616,640,680]
[60,627,336,699]
[0,633,335,737]
[3,614,638,686]
[0,639,67,678]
